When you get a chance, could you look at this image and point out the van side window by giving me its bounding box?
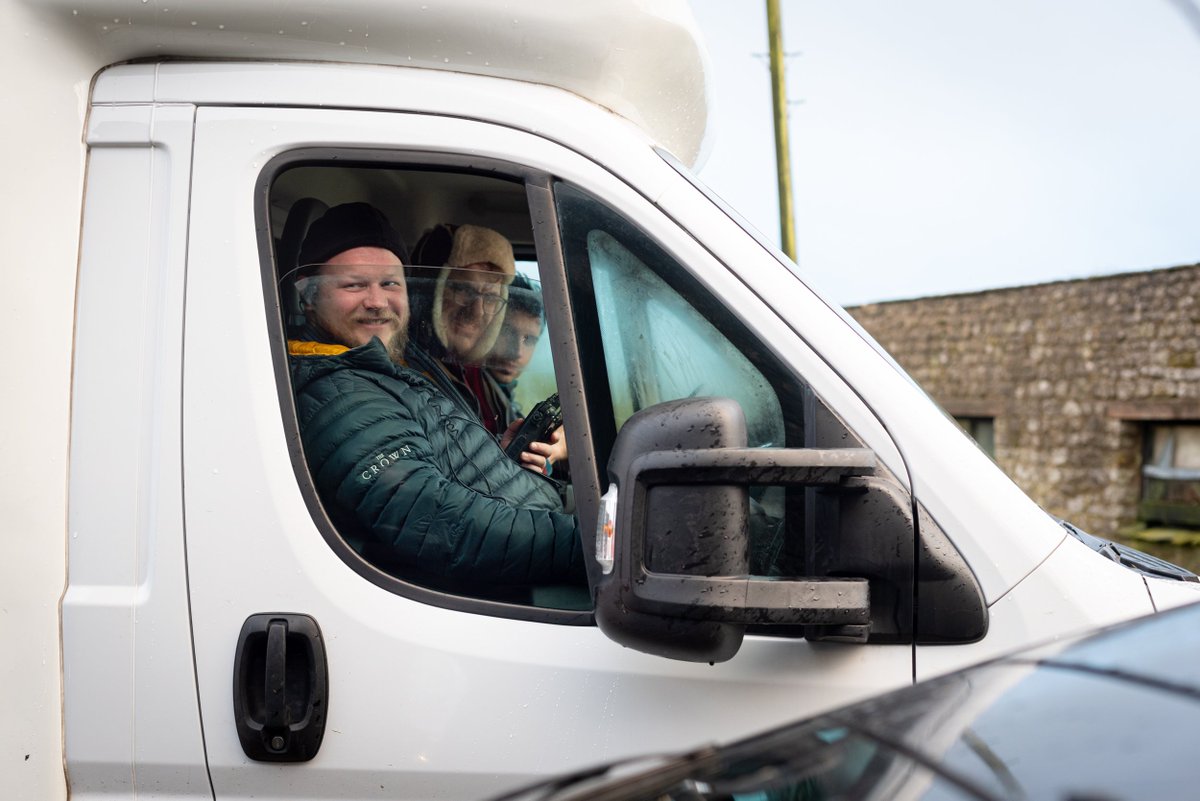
[554,182,933,642]
[586,228,785,449]
[555,181,823,580]
[267,162,587,616]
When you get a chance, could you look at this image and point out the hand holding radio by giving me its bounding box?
[502,393,566,475]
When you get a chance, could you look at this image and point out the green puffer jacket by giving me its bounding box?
[289,338,584,589]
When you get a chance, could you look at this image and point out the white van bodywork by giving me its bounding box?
[4,2,1196,800]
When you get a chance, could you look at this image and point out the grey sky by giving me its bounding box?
[690,1,1200,306]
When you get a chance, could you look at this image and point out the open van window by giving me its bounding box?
[265,159,588,616]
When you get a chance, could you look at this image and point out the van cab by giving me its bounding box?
[4,1,1197,799]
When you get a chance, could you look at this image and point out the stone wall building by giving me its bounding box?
[848,264,1200,537]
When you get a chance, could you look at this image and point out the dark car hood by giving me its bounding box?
[821,603,1200,799]
[494,602,1200,801]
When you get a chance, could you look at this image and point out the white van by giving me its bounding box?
[4,1,1197,799]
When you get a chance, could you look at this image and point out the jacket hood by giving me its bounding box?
[429,265,511,363]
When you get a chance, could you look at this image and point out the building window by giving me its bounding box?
[954,416,995,457]
[1141,423,1200,528]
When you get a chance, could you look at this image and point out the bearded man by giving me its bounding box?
[285,202,582,596]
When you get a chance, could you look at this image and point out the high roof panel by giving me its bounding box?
[27,0,711,165]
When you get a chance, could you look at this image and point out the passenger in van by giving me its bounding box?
[484,274,568,475]
[407,224,510,432]
[285,203,583,593]
[485,273,543,425]
[409,223,562,475]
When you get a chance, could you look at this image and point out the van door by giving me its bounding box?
[182,100,915,799]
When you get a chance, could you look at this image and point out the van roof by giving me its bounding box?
[28,0,712,166]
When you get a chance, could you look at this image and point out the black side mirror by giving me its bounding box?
[593,398,874,663]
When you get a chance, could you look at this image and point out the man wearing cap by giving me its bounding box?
[285,202,583,595]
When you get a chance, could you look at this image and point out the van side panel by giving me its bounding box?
[62,103,209,798]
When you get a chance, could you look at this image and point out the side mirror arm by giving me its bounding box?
[614,448,876,626]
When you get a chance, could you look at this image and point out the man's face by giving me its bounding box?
[486,309,542,383]
[441,263,506,360]
[303,247,409,356]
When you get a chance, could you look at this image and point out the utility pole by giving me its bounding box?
[766,0,797,260]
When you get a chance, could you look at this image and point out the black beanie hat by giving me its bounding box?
[297,202,410,271]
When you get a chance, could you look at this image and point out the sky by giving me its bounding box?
[689,1,1200,306]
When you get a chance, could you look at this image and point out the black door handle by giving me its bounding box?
[233,613,328,762]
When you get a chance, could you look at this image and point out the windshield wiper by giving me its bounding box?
[1058,519,1199,582]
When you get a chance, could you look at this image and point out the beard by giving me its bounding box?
[383,327,409,363]
[307,306,409,363]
